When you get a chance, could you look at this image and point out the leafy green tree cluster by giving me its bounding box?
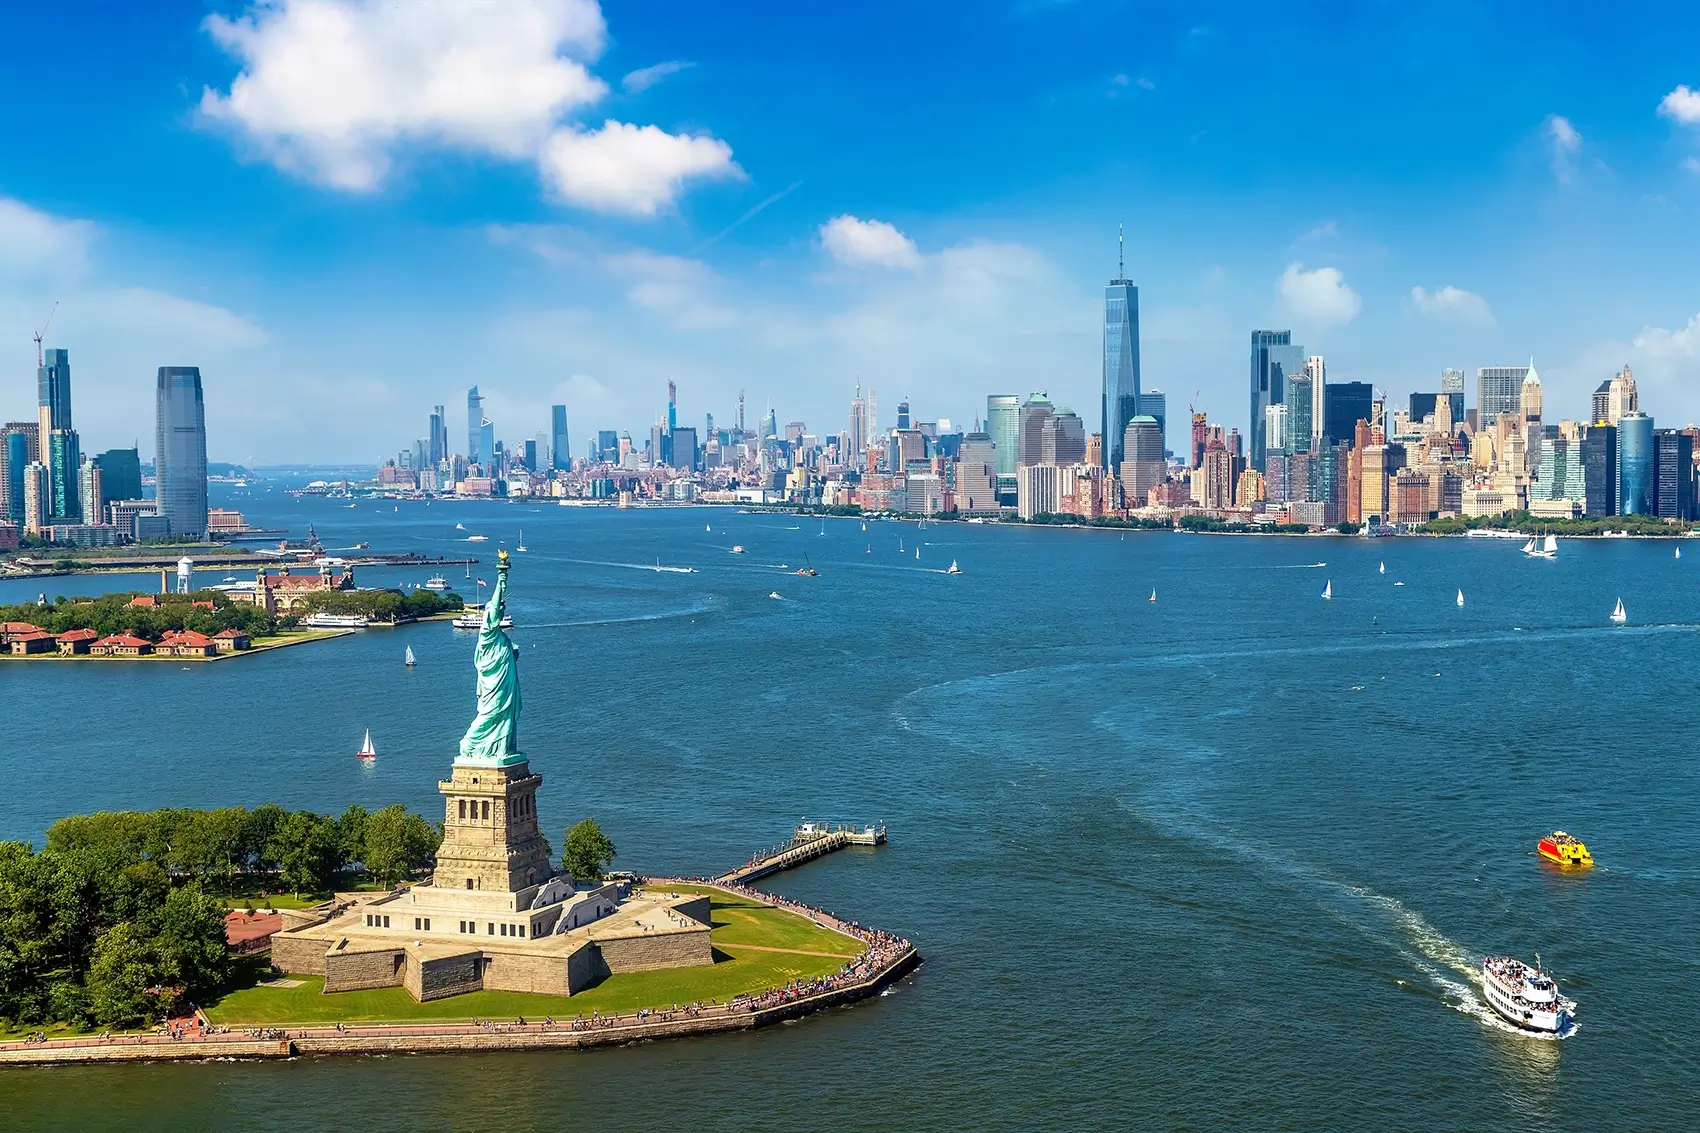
[561,819,616,882]
[1016,512,1172,530]
[1419,510,1685,536]
[0,590,271,642]
[793,503,865,516]
[296,588,463,621]
[0,841,231,1029]
[45,803,441,897]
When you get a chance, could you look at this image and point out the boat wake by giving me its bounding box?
[562,558,697,575]
[523,600,717,629]
[1272,562,1328,568]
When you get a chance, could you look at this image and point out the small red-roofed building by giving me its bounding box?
[91,633,153,657]
[55,628,99,655]
[160,629,217,658]
[212,628,251,652]
[128,595,159,608]
[8,630,54,655]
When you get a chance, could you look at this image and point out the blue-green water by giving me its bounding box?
[3,493,1698,1131]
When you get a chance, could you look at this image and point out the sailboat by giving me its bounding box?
[705,523,711,532]
[819,519,826,537]
[1543,533,1558,557]
[1677,546,1683,559]
[1321,580,1332,600]
[356,729,376,760]
[899,537,904,552]
[455,523,465,530]
[915,547,920,561]
[1610,598,1627,624]
[946,559,961,575]
[1148,589,1157,604]
[405,646,416,667]
[1456,589,1465,608]
[517,528,528,552]
[1521,536,1538,555]
[1379,562,1385,574]
[865,544,871,554]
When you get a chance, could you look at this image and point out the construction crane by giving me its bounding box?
[33,301,58,367]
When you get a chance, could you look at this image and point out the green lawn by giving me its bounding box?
[219,893,320,911]
[202,888,862,1026]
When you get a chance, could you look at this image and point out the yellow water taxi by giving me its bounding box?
[1538,831,1593,868]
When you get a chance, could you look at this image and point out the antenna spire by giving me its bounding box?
[1118,223,1124,278]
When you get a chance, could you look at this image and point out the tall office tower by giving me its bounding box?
[1520,361,1543,432]
[1607,365,1638,424]
[849,385,868,457]
[1018,393,1055,466]
[466,386,484,465]
[523,439,539,471]
[1249,331,1305,469]
[38,348,72,437]
[1102,227,1141,471]
[1284,372,1313,452]
[866,388,876,438]
[1264,404,1289,465]
[987,395,1020,477]
[479,418,495,471]
[667,381,677,434]
[551,405,569,470]
[1137,390,1166,453]
[896,401,911,430]
[1190,413,1208,468]
[22,461,47,535]
[671,426,698,471]
[1475,366,1528,427]
[1118,416,1164,506]
[705,412,715,439]
[649,422,666,467]
[1305,356,1326,446]
[1655,430,1696,520]
[1616,412,1654,515]
[955,433,998,513]
[1582,425,1617,516]
[1323,382,1374,447]
[1041,407,1086,464]
[429,405,446,465]
[1591,381,1612,425]
[156,367,209,539]
[2,429,30,525]
[1441,367,1464,395]
[597,429,618,463]
[47,430,80,520]
[78,457,103,527]
[763,407,778,440]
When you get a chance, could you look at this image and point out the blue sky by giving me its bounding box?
[4,0,1700,461]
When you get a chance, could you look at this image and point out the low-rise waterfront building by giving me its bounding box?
[91,633,153,657]
[55,628,98,655]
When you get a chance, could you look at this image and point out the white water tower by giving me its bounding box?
[176,557,193,595]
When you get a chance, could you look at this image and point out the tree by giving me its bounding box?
[335,805,369,871]
[363,805,413,887]
[86,922,160,1028]
[270,811,341,898]
[150,884,231,995]
[561,819,616,882]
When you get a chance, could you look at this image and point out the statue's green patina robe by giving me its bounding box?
[457,556,523,766]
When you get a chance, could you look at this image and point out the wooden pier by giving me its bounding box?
[717,822,887,884]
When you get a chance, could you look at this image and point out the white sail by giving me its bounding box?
[1544,534,1558,554]
[359,729,376,757]
[1677,546,1683,559]
[1379,561,1385,574]
[405,646,415,666]
[1457,589,1465,607]
[1522,538,1536,554]
[1149,589,1157,603]
[1322,580,1332,600]
[1611,598,1626,623]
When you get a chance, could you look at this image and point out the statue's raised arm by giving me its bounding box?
[457,550,524,767]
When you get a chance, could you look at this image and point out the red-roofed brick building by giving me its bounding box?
[91,633,153,657]
[159,629,217,658]
[212,628,252,652]
[55,628,99,655]
[128,595,159,608]
[0,621,45,645]
[8,630,54,655]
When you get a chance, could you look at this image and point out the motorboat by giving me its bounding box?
[1481,956,1575,1035]
[467,535,489,542]
[730,545,747,554]
[1537,831,1593,868]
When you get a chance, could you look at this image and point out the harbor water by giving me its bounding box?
[2,493,1697,1130]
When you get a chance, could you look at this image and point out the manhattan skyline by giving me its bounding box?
[5,2,1700,462]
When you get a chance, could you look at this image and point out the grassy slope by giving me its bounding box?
[203,887,862,1025]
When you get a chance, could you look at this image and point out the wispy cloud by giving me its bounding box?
[622,60,695,94]
[1410,285,1494,327]
[1277,263,1360,327]
[1545,114,1582,182]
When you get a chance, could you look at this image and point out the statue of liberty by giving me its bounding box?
[458,550,524,767]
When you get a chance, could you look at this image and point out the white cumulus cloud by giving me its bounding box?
[0,197,95,279]
[1276,263,1359,327]
[1659,85,1700,125]
[819,216,922,270]
[541,121,741,216]
[1410,285,1494,327]
[1632,312,1700,372]
[200,0,736,216]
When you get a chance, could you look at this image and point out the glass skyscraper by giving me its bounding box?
[48,429,80,521]
[551,405,569,470]
[1616,412,1654,516]
[986,394,1020,477]
[1582,425,1617,516]
[1136,391,1166,454]
[4,431,26,526]
[1476,366,1528,427]
[1102,236,1141,471]
[1249,331,1305,469]
[467,386,484,465]
[1323,382,1374,447]
[156,366,208,539]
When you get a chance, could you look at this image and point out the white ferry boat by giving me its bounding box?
[452,610,513,629]
[423,575,449,591]
[302,613,370,629]
[1481,956,1575,1035]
